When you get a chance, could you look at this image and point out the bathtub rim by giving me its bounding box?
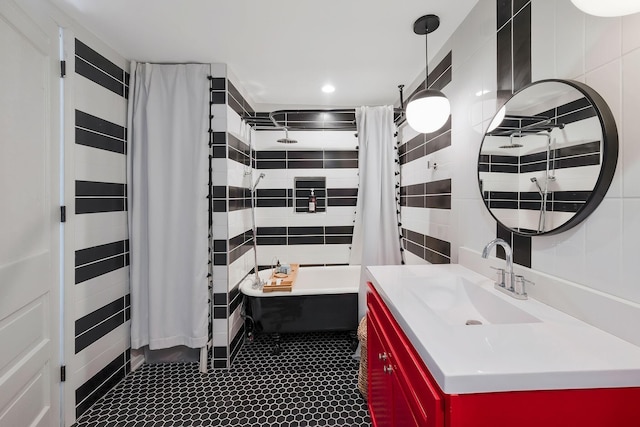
[239,265,361,298]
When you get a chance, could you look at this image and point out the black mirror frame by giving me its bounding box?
[477,79,619,236]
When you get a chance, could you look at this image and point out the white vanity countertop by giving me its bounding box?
[366,264,640,394]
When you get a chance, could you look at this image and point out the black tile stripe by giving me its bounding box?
[427,51,453,91]
[211,78,226,90]
[75,297,126,337]
[75,58,124,97]
[426,179,451,195]
[76,127,126,154]
[75,39,126,98]
[229,241,252,264]
[75,255,126,284]
[76,198,126,214]
[289,226,324,235]
[229,324,245,364]
[400,119,452,165]
[400,180,451,209]
[211,92,225,104]
[75,39,125,83]
[496,0,531,96]
[327,198,357,207]
[256,226,354,246]
[76,110,125,140]
[76,240,128,267]
[497,21,513,97]
[402,228,451,261]
[227,80,254,116]
[229,285,242,314]
[255,150,358,169]
[512,4,532,92]
[327,188,358,197]
[76,181,126,197]
[288,236,324,245]
[75,308,125,353]
[257,227,287,235]
[512,232,532,267]
[75,351,128,418]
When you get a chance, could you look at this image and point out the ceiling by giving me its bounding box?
[50,0,479,111]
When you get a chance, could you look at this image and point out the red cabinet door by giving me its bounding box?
[391,362,426,427]
[368,313,392,427]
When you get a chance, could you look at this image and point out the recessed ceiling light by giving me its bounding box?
[322,84,335,93]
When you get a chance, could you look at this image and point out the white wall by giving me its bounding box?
[426,0,640,309]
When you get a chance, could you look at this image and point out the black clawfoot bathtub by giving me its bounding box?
[240,265,360,353]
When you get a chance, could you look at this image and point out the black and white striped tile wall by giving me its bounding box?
[72,37,130,420]
[494,0,533,266]
[251,130,359,269]
[398,51,453,266]
[209,66,255,369]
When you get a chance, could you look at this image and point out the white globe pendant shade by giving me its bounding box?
[406,89,451,133]
[571,0,640,17]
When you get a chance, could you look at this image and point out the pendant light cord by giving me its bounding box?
[424,28,429,90]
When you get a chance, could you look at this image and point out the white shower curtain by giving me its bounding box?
[127,62,209,350]
[350,106,402,319]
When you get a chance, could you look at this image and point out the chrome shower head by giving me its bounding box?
[277,128,297,144]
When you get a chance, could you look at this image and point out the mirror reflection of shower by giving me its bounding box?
[492,116,564,233]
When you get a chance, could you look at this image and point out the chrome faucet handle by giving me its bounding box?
[514,275,534,297]
[490,266,505,287]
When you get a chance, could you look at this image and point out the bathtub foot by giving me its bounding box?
[270,333,282,356]
[349,331,359,351]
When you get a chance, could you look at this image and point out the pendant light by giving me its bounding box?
[571,0,640,17]
[406,14,451,134]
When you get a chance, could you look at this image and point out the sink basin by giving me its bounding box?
[406,276,541,326]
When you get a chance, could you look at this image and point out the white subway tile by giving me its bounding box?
[621,199,640,303]
[583,199,622,293]
[585,14,622,73]
[555,0,585,79]
[622,49,640,197]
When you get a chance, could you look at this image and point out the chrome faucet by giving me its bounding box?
[482,238,515,292]
[482,238,533,300]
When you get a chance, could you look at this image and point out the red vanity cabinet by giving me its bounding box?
[367,282,443,427]
[366,282,640,427]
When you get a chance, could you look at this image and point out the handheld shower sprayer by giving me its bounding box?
[530,177,544,196]
[252,173,265,191]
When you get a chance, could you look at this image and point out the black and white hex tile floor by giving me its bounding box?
[74,332,371,426]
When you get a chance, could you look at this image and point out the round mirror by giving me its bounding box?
[478,79,618,236]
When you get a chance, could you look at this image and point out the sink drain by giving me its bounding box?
[465,319,483,326]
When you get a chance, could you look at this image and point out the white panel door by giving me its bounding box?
[0,1,60,426]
